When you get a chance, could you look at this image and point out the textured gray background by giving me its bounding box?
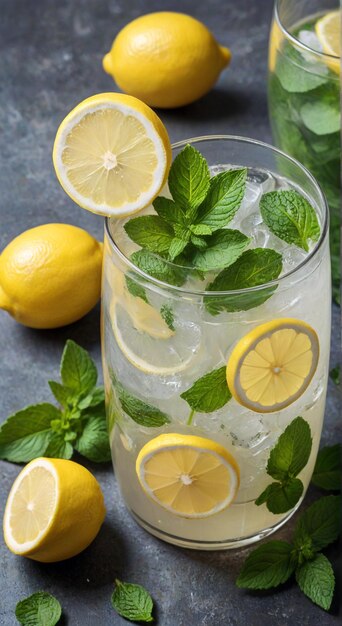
[0,0,340,624]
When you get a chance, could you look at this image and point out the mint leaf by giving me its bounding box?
[301,101,340,136]
[312,445,341,491]
[204,248,282,314]
[125,276,148,304]
[192,229,250,272]
[153,196,188,226]
[160,304,175,331]
[236,541,295,590]
[275,49,327,93]
[260,190,320,252]
[131,250,186,287]
[267,416,312,481]
[296,554,335,611]
[294,495,341,552]
[190,224,212,236]
[44,433,73,459]
[329,365,340,386]
[196,168,247,231]
[181,367,231,412]
[15,591,62,626]
[168,144,210,214]
[48,381,72,409]
[191,234,207,249]
[255,478,304,514]
[117,384,170,427]
[60,340,97,396]
[124,215,174,254]
[111,579,154,623]
[78,386,105,410]
[0,404,60,463]
[169,237,188,261]
[75,416,111,462]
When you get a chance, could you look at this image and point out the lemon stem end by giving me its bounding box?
[219,46,231,68]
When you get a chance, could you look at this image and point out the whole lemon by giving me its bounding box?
[103,12,231,108]
[0,223,103,329]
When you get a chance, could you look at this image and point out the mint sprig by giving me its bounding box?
[192,229,250,272]
[195,168,247,230]
[312,444,341,492]
[0,340,111,463]
[15,592,62,626]
[255,417,312,514]
[111,579,154,623]
[180,367,231,413]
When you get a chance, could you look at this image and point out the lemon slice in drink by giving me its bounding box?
[136,434,240,518]
[226,318,319,413]
[53,93,171,217]
[315,11,340,74]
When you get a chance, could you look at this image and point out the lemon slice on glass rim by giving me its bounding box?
[53,92,171,217]
[136,434,240,518]
[226,318,319,413]
[315,10,340,74]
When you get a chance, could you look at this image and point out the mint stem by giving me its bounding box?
[187,408,195,426]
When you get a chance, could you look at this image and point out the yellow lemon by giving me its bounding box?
[136,434,240,517]
[53,93,171,217]
[0,223,103,328]
[103,12,231,108]
[315,10,341,74]
[226,318,319,413]
[3,457,106,562]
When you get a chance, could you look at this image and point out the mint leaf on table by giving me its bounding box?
[293,495,341,553]
[160,304,175,331]
[192,229,250,272]
[111,579,154,623]
[48,381,72,409]
[15,591,62,626]
[44,433,74,460]
[301,101,340,136]
[204,248,282,314]
[0,404,61,463]
[131,249,187,287]
[168,143,210,216]
[124,215,174,255]
[180,367,231,413]
[77,386,105,410]
[116,383,170,427]
[75,416,111,463]
[260,190,320,252]
[61,339,97,396]
[295,554,335,611]
[312,445,341,491]
[195,168,247,231]
[125,276,149,304]
[329,365,340,386]
[236,541,295,590]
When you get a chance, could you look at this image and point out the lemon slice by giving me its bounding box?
[53,93,171,217]
[3,457,105,562]
[315,11,340,74]
[226,318,319,413]
[136,434,240,518]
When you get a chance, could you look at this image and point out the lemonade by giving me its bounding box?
[102,136,331,549]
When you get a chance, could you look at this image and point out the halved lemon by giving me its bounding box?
[53,93,171,217]
[136,434,240,518]
[226,318,319,413]
[3,457,105,562]
[315,11,340,74]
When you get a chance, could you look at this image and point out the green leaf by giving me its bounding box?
[196,168,247,231]
[301,100,340,136]
[168,237,189,261]
[267,416,312,481]
[124,215,174,254]
[296,554,335,611]
[0,404,60,463]
[168,144,210,214]
[192,229,250,272]
[236,541,295,589]
[260,190,320,252]
[15,591,62,626]
[204,248,282,314]
[275,48,327,93]
[294,495,341,552]
[117,384,171,427]
[60,340,97,396]
[329,365,340,386]
[153,196,188,226]
[75,416,111,462]
[255,478,304,514]
[77,386,105,410]
[111,579,154,623]
[44,433,73,459]
[191,234,207,249]
[312,444,341,491]
[160,304,175,331]
[125,276,148,304]
[180,367,231,413]
[190,224,212,236]
[48,381,72,409]
[131,249,186,287]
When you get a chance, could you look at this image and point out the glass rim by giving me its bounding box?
[105,134,329,298]
[274,0,340,61]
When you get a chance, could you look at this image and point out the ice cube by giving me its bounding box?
[229,413,271,449]
[248,168,276,194]
[298,30,323,54]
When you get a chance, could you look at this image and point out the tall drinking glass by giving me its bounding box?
[102,136,330,550]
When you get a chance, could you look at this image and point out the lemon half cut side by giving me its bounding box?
[53,93,171,217]
[226,318,319,413]
[315,10,341,74]
[136,434,240,518]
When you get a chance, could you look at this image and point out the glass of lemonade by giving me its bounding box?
[268,0,340,299]
[102,136,330,550]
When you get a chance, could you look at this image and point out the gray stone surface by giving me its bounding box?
[0,0,340,624]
